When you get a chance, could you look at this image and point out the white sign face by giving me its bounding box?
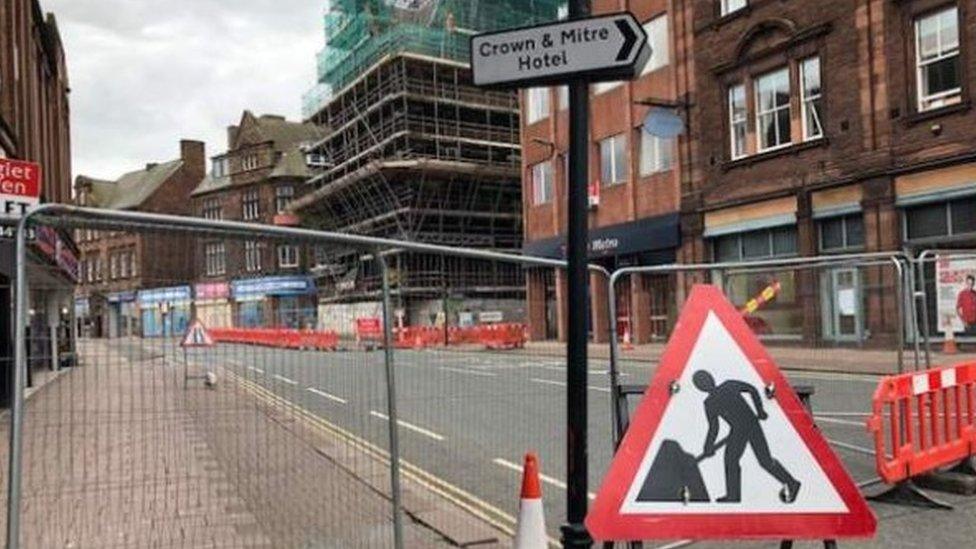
[478,310,504,323]
[471,13,649,87]
[620,312,847,515]
[936,255,976,334]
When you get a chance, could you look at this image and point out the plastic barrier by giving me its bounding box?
[208,327,339,352]
[481,323,526,350]
[391,324,527,350]
[867,362,976,485]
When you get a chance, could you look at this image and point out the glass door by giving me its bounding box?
[825,268,862,342]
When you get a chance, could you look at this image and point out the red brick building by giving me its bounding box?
[1,0,74,401]
[74,140,206,338]
[190,111,323,329]
[684,0,976,345]
[521,0,694,343]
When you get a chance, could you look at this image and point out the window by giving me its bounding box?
[95,257,103,281]
[728,84,747,159]
[641,15,670,75]
[243,189,260,220]
[905,196,976,240]
[278,245,299,268]
[721,0,747,16]
[242,153,259,171]
[755,68,791,151]
[558,86,569,110]
[275,185,294,213]
[531,161,554,205]
[712,226,797,261]
[639,130,673,175]
[202,197,222,220]
[599,134,628,185]
[130,253,138,278]
[245,241,262,272]
[526,88,550,124]
[119,251,130,278]
[915,7,961,111]
[205,242,226,276]
[819,214,865,251]
[212,158,227,178]
[800,56,823,140]
[110,254,119,280]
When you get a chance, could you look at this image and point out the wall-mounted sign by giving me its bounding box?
[0,158,42,218]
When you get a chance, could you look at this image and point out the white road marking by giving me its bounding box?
[815,411,871,417]
[307,387,347,404]
[826,438,876,456]
[814,416,865,427]
[786,370,882,383]
[370,411,445,441]
[273,374,298,386]
[492,458,595,500]
[529,378,611,393]
[247,366,265,375]
[440,367,497,377]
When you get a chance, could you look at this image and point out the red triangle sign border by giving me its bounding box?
[180,319,214,348]
[586,284,877,541]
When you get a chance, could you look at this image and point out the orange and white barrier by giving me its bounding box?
[514,453,547,549]
[209,327,339,351]
[867,361,976,486]
[740,281,782,315]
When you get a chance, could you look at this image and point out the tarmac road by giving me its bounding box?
[155,340,976,547]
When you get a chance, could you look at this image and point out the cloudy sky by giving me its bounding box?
[43,0,323,180]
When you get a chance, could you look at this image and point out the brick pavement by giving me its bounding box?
[0,338,490,548]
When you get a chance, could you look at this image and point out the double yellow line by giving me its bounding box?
[224,368,521,540]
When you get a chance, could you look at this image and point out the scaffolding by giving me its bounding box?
[302,0,562,118]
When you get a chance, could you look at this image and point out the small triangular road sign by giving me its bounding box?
[587,285,876,541]
[180,319,214,348]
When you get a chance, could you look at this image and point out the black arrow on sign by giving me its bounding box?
[615,18,637,62]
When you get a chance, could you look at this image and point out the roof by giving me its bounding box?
[269,147,314,179]
[247,113,323,152]
[77,159,183,209]
[190,173,232,197]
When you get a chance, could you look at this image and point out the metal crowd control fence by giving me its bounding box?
[603,252,916,534]
[913,248,976,366]
[6,204,613,548]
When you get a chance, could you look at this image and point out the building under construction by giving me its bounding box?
[292,0,560,327]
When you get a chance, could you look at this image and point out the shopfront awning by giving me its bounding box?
[522,212,680,261]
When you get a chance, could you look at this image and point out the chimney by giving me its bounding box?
[146,163,158,170]
[227,125,239,147]
[180,139,206,178]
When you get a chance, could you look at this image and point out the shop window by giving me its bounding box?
[800,56,823,140]
[951,196,976,234]
[755,67,791,152]
[599,134,628,186]
[915,6,961,112]
[639,131,673,176]
[721,0,747,16]
[711,226,798,261]
[641,15,669,75]
[531,160,553,205]
[771,226,797,255]
[906,202,950,239]
[819,214,864,251]
[526,87,550,124]
[557,86,569,110]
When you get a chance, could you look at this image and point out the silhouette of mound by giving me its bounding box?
[637,439,710,502]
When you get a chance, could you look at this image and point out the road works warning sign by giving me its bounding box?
[587,285,875,540]
[180,320,214,348]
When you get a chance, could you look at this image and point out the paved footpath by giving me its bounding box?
[0,338,490,548]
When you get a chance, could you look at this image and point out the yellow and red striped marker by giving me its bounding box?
[740,281,781,314]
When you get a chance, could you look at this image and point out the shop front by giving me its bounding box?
[523,213,680,343]
[106,290,138,338]
[194,282,231,328]
[138,286,192,338]
[231,276,317,329]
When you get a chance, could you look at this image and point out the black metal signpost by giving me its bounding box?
[471,5,649,547]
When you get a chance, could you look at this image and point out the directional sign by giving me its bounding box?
[180,319,215,348]
[471,12,650,88]
[0,158,42,219]
[587,285,876,541]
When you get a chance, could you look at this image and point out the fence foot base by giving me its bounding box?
[867,480,953,509]
[949,456,976,476]
[915,468,976,496]
[781,541,837,549]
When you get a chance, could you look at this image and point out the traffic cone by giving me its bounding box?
[514,453,547,549]
[944,329,959,355]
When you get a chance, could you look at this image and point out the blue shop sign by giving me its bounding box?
[107,291,137,303]
[138,285,192,306]
[232,276,316,300]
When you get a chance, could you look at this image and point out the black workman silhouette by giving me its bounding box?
[693,370,801,503]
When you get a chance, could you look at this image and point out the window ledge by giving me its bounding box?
[904,99,971,126]
[705,6,752,32]
[722,137,828,171]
